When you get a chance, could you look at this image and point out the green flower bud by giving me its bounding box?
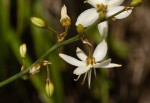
[20,43,27,58]
[30,17,46,28]
[131,0,142,7]
[76,24,84,34]
[45,79,54,97]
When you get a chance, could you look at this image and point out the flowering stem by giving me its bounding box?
[64,26,69,36]
[46,65,50,79]
[47,26,58,34]
[0,5,136,87]
[88,45,93,58]
[0,35,79,87]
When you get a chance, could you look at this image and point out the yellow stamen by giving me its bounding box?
[86,57,96,66]
[96,4,108,14]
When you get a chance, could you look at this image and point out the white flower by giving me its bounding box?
[59,40,121,88]
[76,0,132,36]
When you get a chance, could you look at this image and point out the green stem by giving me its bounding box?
[47,26,58,34]
[46,65,50,79]
[0,35,79,87]
[64,26,69,37]
[0,5,135,87]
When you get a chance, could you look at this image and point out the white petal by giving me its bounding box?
[88,69,92,89]
[87,0,98,8]
[59,53,85,67]
[98,21,108,37]
[107,6,124,17]
[107,6,132,19]
[73,66,91,75]
[94,58,111,68]
[75,8,99,27]
[87,0,107,8]
[93,68,97,77]
[74,75,81,81]
[82,72,88,84]
[108,0,124,7]
[115,9,132,19]
[100,0,108,5]
[76,47,87,61]
[60,5,70,21]
[102,63,122,68]
[93,40,107,62]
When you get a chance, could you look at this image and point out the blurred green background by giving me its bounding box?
[0,0,150,103]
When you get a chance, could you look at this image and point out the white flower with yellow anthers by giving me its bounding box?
[76,0,132,36]
[59,40,121,88]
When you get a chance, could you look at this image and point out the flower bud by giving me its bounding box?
[30,17,46,28]
[45,79,54,97]
[60,5,71,27]
[76,24,84,34]
[131,0,142,7]
[20,43,27,58]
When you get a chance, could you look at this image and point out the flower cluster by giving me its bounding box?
[59,0,133,88]
[28,0,138,96]
[76,0,132,36]
[0,0,141,98]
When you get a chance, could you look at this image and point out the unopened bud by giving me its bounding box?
[131,0,142,7]
[30,17,46,28]
[76,24,84,34]
[20,43,27,58]
[60,5,71,27]
[45,79,54,97]
[29,64,41,75]
[21,65,25,71]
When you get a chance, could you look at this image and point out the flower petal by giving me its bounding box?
[115,9,132,19]
[98,21,108,37]
[75,8,99,27]
[82,72,88,84]
[94,58,111,68]
[107,6,132,19]
[76,47,87,61]
[87,0,107,8]
[102,63,122,68]
[108,0,124,7]
[73,66,91,75]
[59,53,85,67]
[74,75,81,81]
[87,0,98,8]
[93,39,107,62]
[88,69,92,89]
